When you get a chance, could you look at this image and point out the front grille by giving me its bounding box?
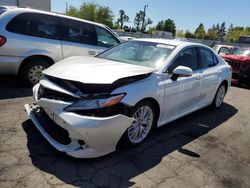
[38,85,78,102]
[226,60,248,71]
[33,107,71,145]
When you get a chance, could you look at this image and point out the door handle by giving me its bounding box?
[88,51,96,55]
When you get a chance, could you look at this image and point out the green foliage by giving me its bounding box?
[185,30,195,38]
[176,30,185,38]
[66,2,114,28]
[227,26,250,42]
[134,11,152,32]
[67,6,79,17]
[205,25,219,40]
[194,23,206,39]
[134,11,144,31]
[117,10,129,29]
[155,19,176,37]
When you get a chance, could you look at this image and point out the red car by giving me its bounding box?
[222,48,250,86]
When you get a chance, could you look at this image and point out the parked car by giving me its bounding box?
[25,39,232,158]
[213,45,239,55]
[221,48,250,85]
[0,7,120,85]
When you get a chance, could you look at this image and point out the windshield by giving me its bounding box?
[97,41,175,69]
[234,49,250,57]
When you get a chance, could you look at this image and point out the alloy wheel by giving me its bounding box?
[128,106,154,144]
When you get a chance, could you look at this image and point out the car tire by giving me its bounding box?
[20,59,50,86]
[211,83,227,109]
[121,101,157,147]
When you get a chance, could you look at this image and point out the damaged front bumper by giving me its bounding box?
[24,99,134,158]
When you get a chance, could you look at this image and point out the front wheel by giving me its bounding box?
[122,101,157,146]
[211,84,226,109]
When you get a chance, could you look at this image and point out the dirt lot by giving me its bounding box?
[0,76,250,188]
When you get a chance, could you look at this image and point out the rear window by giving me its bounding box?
[6,13,59,40]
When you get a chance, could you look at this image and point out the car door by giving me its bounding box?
[198,47,219,106]
[161,47,201,122]
[59,18,101,58]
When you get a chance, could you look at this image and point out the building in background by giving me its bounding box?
[0,0,51,11]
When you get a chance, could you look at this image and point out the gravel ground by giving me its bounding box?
[0,76,250,188]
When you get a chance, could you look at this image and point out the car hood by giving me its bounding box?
[43,56,154,84]
[222,54,250,62]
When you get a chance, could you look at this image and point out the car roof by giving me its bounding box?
[214,44,234,48]
[133,38,207,48]
[3,7,106,28]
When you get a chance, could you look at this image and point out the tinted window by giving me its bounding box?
[168,48,199,73]
[6,13,59,39]
[199,48,217,68]
[96,27,119,47]
[59,18,97,45]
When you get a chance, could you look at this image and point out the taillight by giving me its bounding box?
[0,35,6,47]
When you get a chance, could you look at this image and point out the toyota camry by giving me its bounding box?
[25,38,232,158]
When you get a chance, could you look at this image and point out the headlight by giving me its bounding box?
[64,93,125,111]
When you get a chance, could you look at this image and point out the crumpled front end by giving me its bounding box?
[25,76,134,158]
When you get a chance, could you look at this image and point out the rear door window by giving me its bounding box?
[6,13,59,40]
[199,47,218,69]
[59,18,98,46]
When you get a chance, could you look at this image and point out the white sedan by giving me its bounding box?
[25,38,232,158]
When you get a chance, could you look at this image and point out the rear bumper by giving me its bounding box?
[24,101,134,158]
[0,56,24,75]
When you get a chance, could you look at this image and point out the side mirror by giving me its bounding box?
[171,66,193,81]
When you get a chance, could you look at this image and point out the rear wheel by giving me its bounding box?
[211,83,226,109]
[20,59,50,86]
[122,101,157,146]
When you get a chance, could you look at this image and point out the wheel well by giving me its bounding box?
[18,55,54,74]
[221,80,229,92]
[136,97,160,126]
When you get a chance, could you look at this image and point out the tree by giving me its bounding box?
[205,25,219,40]
[144,18,153,29]
[194,23,206,39]
[134,11,144,31]
[67,6,79,17]
[219,22,226,42]
[185,30,195,38]
[66,2,114,28]
[156,19,176,36]
[176,30,185,38]
[117,10,129,29]
[155,20,164,30]
[226,26,250,42]
[96,6,114,28]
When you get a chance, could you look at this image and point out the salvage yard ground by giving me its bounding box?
[0,76,249,188]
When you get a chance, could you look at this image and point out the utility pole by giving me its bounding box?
[141,4,148,32]
[66,2,68,14]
